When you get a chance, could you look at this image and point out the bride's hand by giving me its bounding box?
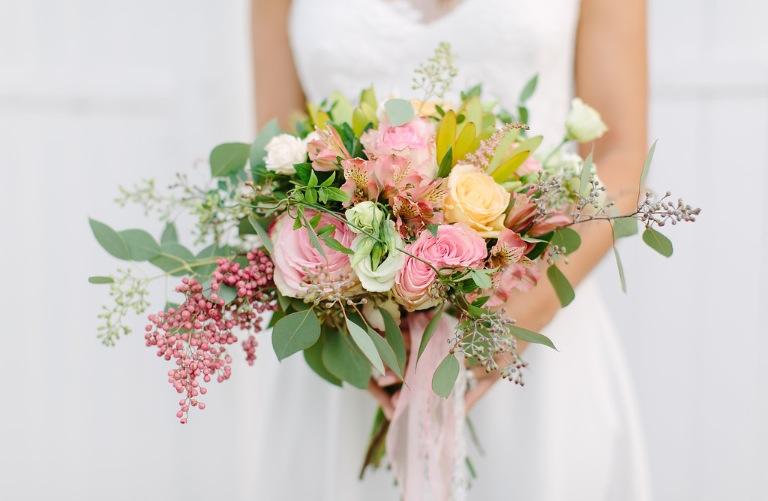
[367,372,401,420]
[465,276,561,412]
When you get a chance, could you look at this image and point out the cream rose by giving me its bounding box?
[444,163,511,238]
[264,134,307,175]
[565,98,608,143]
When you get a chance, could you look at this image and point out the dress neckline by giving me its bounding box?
[369,0,476,27]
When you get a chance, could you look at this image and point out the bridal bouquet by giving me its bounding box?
[89,45,698,484]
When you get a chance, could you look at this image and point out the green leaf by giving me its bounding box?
[417,306,444,362]
[509,325,557,350]
[303,216,327,258]
[303,334,341,386]
[436,110,457,167]
[324,187,350,203]
[367,326,403,379]
[426,224,439,237]
[161,222,178,244]
[640,140,658,185]
[346,317,385,375]
[379,308,406,377]
[249,119,281,180]
[191,244,220,276]
[272,309,322,361]
[322,328,371,389]
[319,234,354,255]
[469,269,492,289]
[247,214,274,256]
[518,74,539,103]
[642,227,673,257]
[437,146,453,178]
[579,152,594,197]
[612,217,638,239]
[88,275,113,284]
[612,245,627,293]
[384,98,414,126]
[432,354,460,398]
[210,142,250,177]
[329,91,354,125]
[551,227,581,255]
[119,229,161,261]
[149,242,195,276]
[547,265,575,307]
[89,218,130,260]
[217,284,237,304]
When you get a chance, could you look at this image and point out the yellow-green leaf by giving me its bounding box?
[352,107,369,136]
[436,110,457,165]
[452,121,477,163]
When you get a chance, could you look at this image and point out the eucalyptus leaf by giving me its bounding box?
[384,99,414,127]
[210,142,250,177]
[432,354,460,398]
[612,245,627,293]
[579,152,594,197]
[89,218,130,260]
[547,265,575,307]
[304,334,341,386]
[640,140,658,185]
[379,308,406,377]
[160,222,178,244]
[119,229,161,261]
[509,325,557,350]
[322,328,371,389]
[612,217,639,239]
[272,308,322,361]
[149,242,195,276]
[217,284,237,304]
[518,74,539,103]
[469,269,493,289]
[249,119,281,180]
[347,317,385,375]
[248,214,274,256]
[551,227,581,255]
[367,326,403,379]
[88,276,114,285]
[642,227,673,257]
[417,306,444,362]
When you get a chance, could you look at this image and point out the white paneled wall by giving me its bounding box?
[0,1,765,500]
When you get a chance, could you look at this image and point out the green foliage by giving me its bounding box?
[579,152,594,197]
[271,308,322,361]
[89,218,130,260]
[119,229,161,261]
[437,147,453,178]
[518,74,539,103]
[250,119,281,182]
[322,328,371,389]
[417,306,444,362]
[642,227,673,257]
[641,140,658,185]
[384,99,414,126]
[210,142,250,177]
[547,264,575,307]
[612,245,627,293]
[612,217,639,239]
[88,276,114,284]
[469,269,493,289]
[217,284,237,304]
[380,308,406,377]
[366,325,403,379]
[303,334,341,386]
[346,317,385,375]
[149,242,195,276]
[509,325,556,350]
[432,353,460,398]
[551,227,581,255]
[247,214,274,256]
[161,222,178,244]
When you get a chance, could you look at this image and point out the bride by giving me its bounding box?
[249,0,650,499]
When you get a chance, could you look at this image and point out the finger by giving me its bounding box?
[367,380,394,420]
[465,374,499,412]
[376,372,401,387]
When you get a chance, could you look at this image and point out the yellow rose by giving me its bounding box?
[444,163,511,237]
[411,99,455,117]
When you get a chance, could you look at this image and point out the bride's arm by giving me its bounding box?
[251,0,305,127]
[467,0,648,409]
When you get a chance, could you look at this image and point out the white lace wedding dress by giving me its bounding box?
[249,1,651,499]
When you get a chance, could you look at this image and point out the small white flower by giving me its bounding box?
[565,98,608,143]
[345,201,384,235]
[350,220,404,293]
[264,134,306,175]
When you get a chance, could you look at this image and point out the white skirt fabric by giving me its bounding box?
[247,278,651,501]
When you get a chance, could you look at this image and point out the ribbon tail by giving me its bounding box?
[386,313,468,501]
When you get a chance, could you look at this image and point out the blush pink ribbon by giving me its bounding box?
[386,313,468,501]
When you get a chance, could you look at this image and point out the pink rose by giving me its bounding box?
[361,117,436,178]
[394,224,487,311]
[270,211,357,298]
[529,213,572,237]
[306,126,350,171]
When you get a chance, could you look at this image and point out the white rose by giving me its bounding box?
[264,134,307,175]
[350,220,404,292]
[345,201,384,235]
[565,98,608,143]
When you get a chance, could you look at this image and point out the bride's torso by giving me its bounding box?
[289,0,581,142]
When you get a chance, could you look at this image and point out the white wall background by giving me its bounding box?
[0,1,765,500]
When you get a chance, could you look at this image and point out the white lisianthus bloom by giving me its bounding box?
[565,98,608,143]
[350,220,404,292]
[345,201,384,235]
[264,133,307,175]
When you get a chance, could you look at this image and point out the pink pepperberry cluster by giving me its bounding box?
[145,249,275,423]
